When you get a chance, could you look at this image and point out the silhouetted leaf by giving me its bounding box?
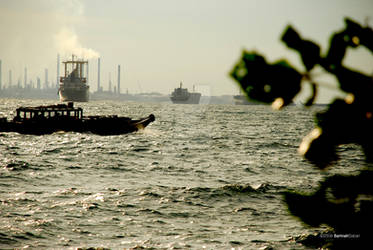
[333,66,373,96]
[281,25,321,71]
[323,31,347,69]
[230,51,302,107]
[345,18,373,51]
[285,191,326,227]
[316,99,373,145]
[285,170,373,245]
[304,82,317,106]
[300,130,338,169]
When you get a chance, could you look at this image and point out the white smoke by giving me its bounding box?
[0,0,99,83]
[55,27,99,59]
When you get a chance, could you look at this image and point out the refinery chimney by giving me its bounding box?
[9,70,12,87]
[97,58,101,92]
[24,67,27,88]
[117,65,121,94]
[45,69,49,89]
[37,77,41,90]
[109,72,112,92]
[56,54,60,87]
[0,60,2,90]
[86,60,89,84]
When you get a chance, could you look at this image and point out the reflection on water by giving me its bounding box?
[0,99,364,248]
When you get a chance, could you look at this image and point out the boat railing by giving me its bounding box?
[60,76,87,83]
[13,104,83,122]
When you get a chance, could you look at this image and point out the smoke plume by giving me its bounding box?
[55,27,100,59]
[0,0,99,83]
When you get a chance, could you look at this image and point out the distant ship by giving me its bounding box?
[59,56,89,102]
[170,82,201,104]
[233,95,259,105]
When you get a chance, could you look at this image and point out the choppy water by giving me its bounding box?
[0,99,365,249]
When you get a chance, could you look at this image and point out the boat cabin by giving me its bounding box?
[14,102,83,121]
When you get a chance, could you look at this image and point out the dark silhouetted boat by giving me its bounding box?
[0,102,155,135]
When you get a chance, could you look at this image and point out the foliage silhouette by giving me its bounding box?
[230,18,372,248]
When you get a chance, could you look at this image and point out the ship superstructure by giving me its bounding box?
[59,56,89,102]
[170,82,201,104]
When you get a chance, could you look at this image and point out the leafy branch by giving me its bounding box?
[230,18,373,248]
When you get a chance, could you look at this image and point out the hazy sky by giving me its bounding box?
[0,0,372,102]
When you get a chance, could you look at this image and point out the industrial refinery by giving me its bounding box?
[0,55,127,101]
[0,56,235,104]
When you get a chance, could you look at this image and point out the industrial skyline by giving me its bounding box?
[0,55,237,105]
[0,55,123,94]
[1,56,232,103]
[1,0,372,102]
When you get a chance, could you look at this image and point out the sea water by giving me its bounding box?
[0,99,365,249]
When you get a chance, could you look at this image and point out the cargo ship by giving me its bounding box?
[59,56,89,102]
[170,82,201,104]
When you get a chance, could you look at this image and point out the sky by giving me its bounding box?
[0,0,372,102]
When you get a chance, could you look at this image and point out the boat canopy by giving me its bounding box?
[14,102,83,121]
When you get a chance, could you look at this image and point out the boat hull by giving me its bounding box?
[59,84,89,102]
[0,114,155,135]
[171,93,201,104]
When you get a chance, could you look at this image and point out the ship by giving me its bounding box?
[170,82,201,104]
[59,56,89,102]
[0,102,155,135]
[233,95,260,105]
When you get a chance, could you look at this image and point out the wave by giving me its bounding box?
[0,232,18,246]
[0,230,48,248]
[0,101,332,249]
[3,161,30,171]
[259,141,297,149]
[181,183,284,200]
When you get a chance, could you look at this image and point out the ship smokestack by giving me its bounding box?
[57,54,60,86]
[117,65,121,94]
[97,57,101,92]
